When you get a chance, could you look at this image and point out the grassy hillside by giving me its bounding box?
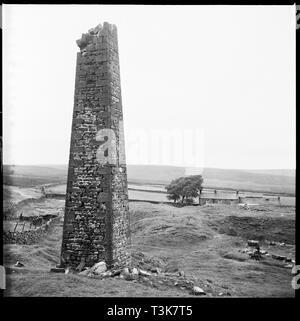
[127,165,295,195]
[3,165,67,187]
[3,164,295,195]
[245,169,295,177]
[3,202,295,297]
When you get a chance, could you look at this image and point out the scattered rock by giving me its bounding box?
[284,264,293,269]
[178,271,185,277]
[121,268,134,281]
[101,271,112,278]
[15,261,24,267]
[241,248,253,254]
[132,268,139,275]
[74,258,212,297]
[165,272,179,277]
[155,268,162,274]
[139,269,152,277]
[123,267,129,274]
[272,254,287,261]
[65,267,75,274]
[78,269,90,276]
[111,269,122,277]
[123,273,135,281]
[50,267,65,273]
[91,261,107,275]
[268,241,287,247]
[219,291,232,296]
[192,286,206,296]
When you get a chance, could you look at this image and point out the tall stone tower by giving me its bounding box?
[60,22,131,269]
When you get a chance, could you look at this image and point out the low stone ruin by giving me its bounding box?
[239,240,295,268]
[3,215,60,245]
[246,240,261,260]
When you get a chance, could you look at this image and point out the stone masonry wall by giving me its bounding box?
[4,217,60,245]
[61,22,131,269]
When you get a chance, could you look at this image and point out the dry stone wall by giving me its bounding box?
[3,217,60,245]
[61,22,131,269]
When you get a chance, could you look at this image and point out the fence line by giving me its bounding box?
[13,222,18,233]
[8,216,59,234]
[122,243,194,251]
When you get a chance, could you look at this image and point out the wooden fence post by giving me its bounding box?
[13,222,18,233]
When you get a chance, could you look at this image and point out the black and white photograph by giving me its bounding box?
[1,3,297,301]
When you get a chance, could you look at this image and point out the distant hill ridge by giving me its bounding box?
[3,164,295,195]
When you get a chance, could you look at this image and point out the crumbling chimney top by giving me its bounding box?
[76,22,117,50]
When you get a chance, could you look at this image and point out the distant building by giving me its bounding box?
[198,190,238,205]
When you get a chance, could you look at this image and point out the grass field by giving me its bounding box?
[2,164,296,297]
[3,200,295,297]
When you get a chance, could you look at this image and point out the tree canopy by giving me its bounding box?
[165,175,204,205]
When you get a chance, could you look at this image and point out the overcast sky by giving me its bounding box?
[3,5,296,169]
